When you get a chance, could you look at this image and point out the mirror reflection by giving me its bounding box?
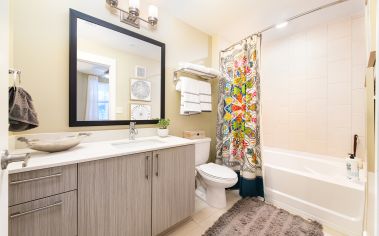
[76,18,162,121]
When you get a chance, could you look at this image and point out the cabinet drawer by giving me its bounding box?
[9,164,77,206]
[9,191,77,236]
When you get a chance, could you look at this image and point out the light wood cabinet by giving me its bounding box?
[152,145,195,235]
[77,145,195,236]
[9,164,77,206]
[9,191,77,236]
[78,152,152,236]
[8,144,195,236]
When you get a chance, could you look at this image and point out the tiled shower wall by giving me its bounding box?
[261,15,367,159]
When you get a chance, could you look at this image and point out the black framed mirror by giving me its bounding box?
[69,9,165,127]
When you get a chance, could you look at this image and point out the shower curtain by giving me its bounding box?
[216,35,263,198]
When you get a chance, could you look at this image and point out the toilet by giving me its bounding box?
[194,138,238,208]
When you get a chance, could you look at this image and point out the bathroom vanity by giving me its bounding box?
[7,136,195,236]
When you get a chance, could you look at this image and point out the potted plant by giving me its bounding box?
[157,118,170,137]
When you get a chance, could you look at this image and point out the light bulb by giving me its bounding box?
[129,0,140,9]
[148,5,158,18]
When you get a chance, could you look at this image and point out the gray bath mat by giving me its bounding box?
[203,198,323,236]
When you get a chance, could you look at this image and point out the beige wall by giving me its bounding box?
[10,0,217,158]
[261,16,367,159]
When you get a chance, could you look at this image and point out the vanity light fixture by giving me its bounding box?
[106,0,158,29]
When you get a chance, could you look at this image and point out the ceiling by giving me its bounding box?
[77,60,109,76]
[156,0,365,43]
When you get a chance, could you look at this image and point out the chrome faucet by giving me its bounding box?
[129,122,138,140]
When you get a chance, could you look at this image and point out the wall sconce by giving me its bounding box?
[106,0,158,29]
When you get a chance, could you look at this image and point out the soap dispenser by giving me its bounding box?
[346,135,359,180]
[346,153,358,180]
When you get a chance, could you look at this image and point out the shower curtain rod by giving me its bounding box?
[221,0,349,52]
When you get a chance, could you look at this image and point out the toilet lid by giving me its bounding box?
[197,163,237,180]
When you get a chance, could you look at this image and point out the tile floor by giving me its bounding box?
[165,190,346,236]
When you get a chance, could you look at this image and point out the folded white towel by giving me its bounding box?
[179,77,201,115]
[178,62,221,78]
[198,80,212,112]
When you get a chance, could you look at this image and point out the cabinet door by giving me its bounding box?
[9,191,77,236]
[152,145,195,235]
[78,153,152,236]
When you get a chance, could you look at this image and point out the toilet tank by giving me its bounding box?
[194,138,211,166]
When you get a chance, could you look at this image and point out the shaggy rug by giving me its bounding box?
[203,198,323,236]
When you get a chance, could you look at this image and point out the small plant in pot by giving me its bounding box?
[157,118,170,137]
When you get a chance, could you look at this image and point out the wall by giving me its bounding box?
[261,15,367,159]
[10,0,217,158]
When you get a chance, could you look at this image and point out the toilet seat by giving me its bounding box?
[197,163,237,181]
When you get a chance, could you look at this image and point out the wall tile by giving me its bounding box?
[354,135,366,160]
[328,83,351,106]
[307,58,327,78]
[307,78,327,99]
[352,113,366,137]
[327,19,351,41]
[351,16,366,44]
[327,60,351,84]
[307,140,328,155]
[327,37,351,62]
[327,127,351,157]
[289,113,306,132]
[289,132,307,151]
[261,17,366,159]
[306,112,327,140]
[327,105,352,128]
[289,93,307,113]
[307,26,327,59]
[307,99,327,113]
[352,41,366,66]
[352,89,366,114]
[352,65,366,89]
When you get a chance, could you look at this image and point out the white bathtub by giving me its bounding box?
[263,147,365,236]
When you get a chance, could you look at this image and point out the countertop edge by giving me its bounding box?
[7,136,198,174]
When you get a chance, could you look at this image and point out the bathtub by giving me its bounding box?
[263,147,365,236]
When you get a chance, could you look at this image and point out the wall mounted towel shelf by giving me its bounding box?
[173,68,218,82]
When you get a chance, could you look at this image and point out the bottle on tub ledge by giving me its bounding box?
[346,134,362,181]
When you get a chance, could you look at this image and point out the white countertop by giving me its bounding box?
[7,136,197,174]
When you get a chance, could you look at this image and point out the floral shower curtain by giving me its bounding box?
[216,35,263,198]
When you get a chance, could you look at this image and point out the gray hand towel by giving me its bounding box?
[9,87,39,132]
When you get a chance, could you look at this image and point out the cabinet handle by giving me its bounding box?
[10,201,63,219]
[10,173,62,185]
[155,154,159,177]
[145,156,149,179]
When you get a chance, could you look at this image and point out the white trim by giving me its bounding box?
[0,0,9,234]
[77,51,117,120]
[375,1,379,234]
